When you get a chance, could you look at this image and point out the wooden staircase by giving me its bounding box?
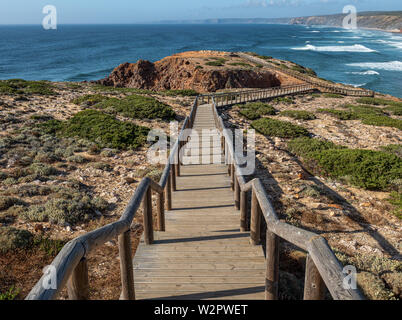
[134,104,266,299]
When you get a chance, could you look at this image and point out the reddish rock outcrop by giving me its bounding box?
[96,51,284,93]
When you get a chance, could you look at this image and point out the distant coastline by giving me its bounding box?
[157,11,402,33]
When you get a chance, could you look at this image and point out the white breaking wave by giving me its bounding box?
[308,30,320,33]
[347,70,380,75]
[346,61,402,71]
[388,42,402,49]
[342,82,367,88]
[291,44,376,53]
[373,39,402,49]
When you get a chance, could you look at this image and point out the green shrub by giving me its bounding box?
[28,163,58,176]
[357,97,402,108]
[273,97,294,105]
[0,171,8,181]
[288,137,402,190]
[162,89,198,97]
[385,105,402,116]
[0,286,20,300]
[360,115,402,130]
[2,185,51,197]
[0,196,25,211]
[0,226,33,252]
[323,93,344,98]
[32,237,67,256]
[71,94,108,106]
[309,149,402,190]
[388,191,402,219]
[252,118,309,138]
[318,108,359,120]
[100,148,116,157]
[30,114,54,121]
[228,62,253,68]
[22,191,109,225]
[291,64,317,77]
[205,58,226,67]
[96,95,175,120]
[288,137,344,157]
[280,110,316,120]
[38,119,64,135]
[0,79,56,95]
[91,162,113,171]
[381,144,402,158]
[47,110,150,150]
[342,104,385,116]
[134,165,163,182]
[67,155,88,164]
[238,102,276,120]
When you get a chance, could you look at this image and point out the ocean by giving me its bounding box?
[0,24,401,97]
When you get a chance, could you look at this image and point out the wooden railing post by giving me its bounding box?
[118,230,135,300]
[176,143,181,177]
[67,258,89,300]
[171,162,177,191]
[304,254,325,300]
[240,190,248,232]
[156,191,165,231]
[143,186,153,245]
[234,173,240,210]
[230,164,235,191]
[265,229,279,300]
[250,189,261,245]
[165,169,172,210]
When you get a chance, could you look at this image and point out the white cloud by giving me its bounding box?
[241,0,302,7]
[242,0,269,8]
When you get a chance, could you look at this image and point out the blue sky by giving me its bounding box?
[0,0,400,24]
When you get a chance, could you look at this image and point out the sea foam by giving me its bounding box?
[346,61,402,72]
[347,70,380,75]
[292,44,376,53]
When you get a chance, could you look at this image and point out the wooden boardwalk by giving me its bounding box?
[134,104,266,300]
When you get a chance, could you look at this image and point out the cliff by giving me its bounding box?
[96,51,301,93]
[290,11,402,32]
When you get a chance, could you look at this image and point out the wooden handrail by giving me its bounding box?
[238,52,374,97]
[211,96,364,300]
[198,84,315,107]
[26,97,200,300]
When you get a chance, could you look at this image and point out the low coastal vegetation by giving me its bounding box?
[40,110,150,150]
[357,97,402,116]
[273,96,294,104]
[380,144,402,158]
[91,84,198,97]
[73,94,176,120]
[318,104,402,130]
[0,79,56,96]
[288,137,402,192]
[237,102,276,120]
[205,57,227,67]
[279,110,316,120]
[323,93,344,99]
[252,118,310,138]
